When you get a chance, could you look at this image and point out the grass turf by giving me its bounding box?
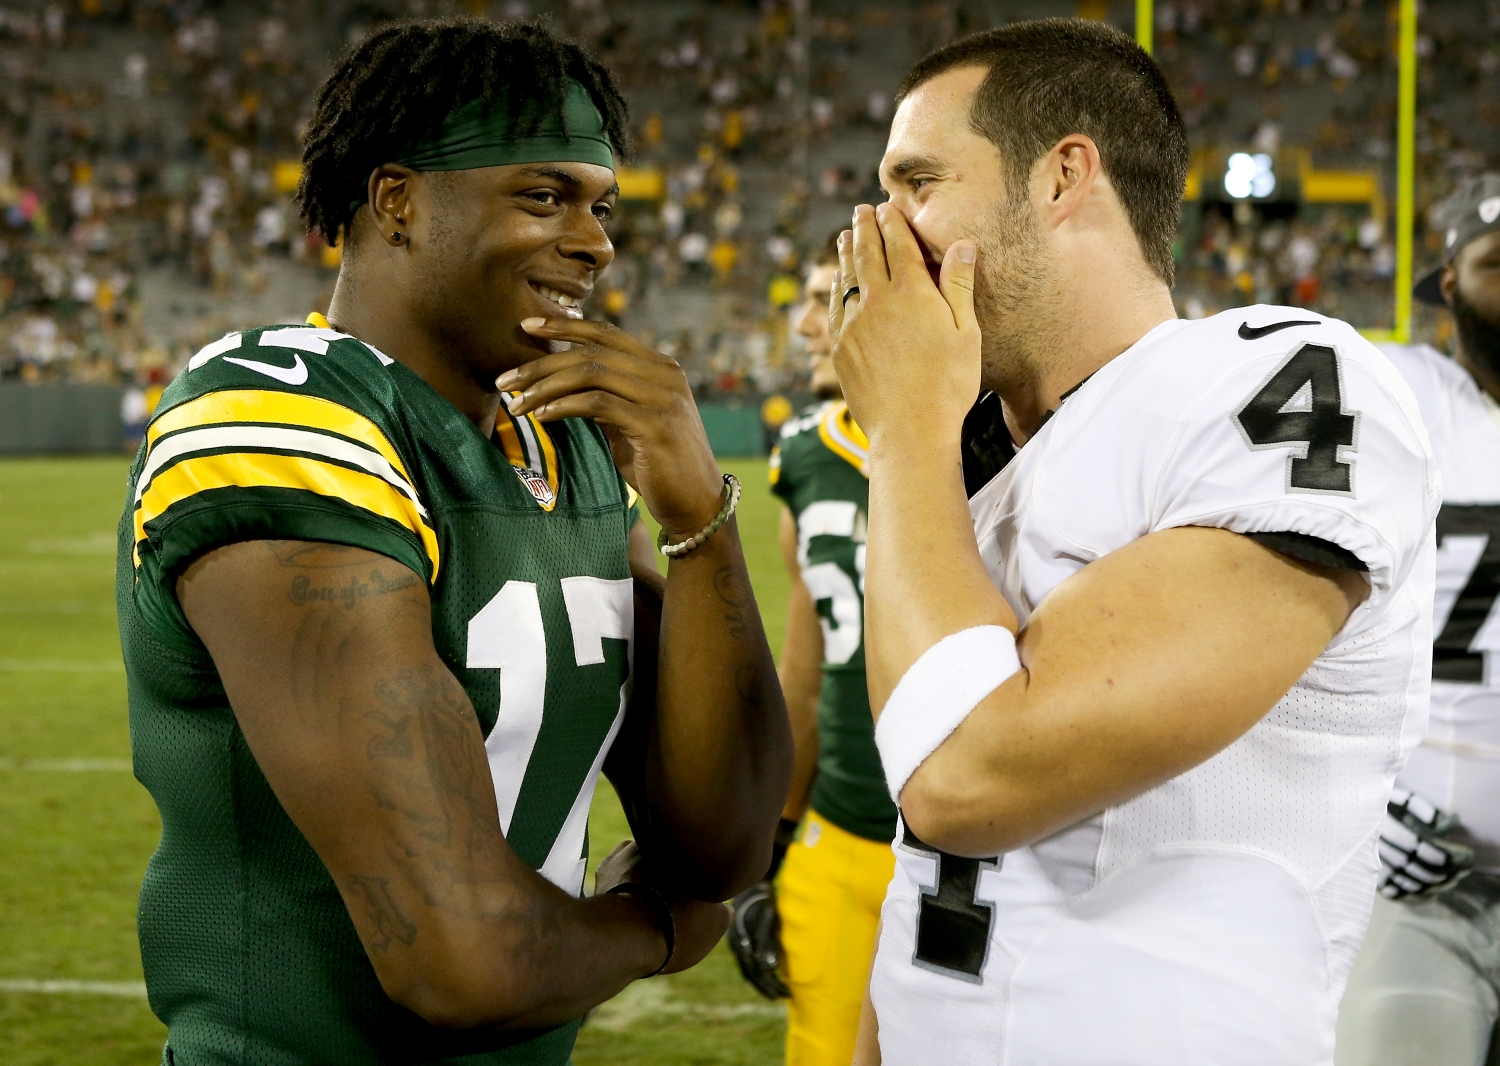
[0,455,790,1065]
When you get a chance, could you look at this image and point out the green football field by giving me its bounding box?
[0,455,791,1065]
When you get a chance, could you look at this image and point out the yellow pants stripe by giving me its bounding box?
[777,810,895,1066]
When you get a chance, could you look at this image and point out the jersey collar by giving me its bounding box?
[307,313,562,510]
[818,400,869,478]
[495,395,560,511]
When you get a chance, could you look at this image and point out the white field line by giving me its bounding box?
[0,561,114,576]
[0,979,147,998]
[25,532,117,555]
[0,757,132,771]
[586,980,783,1032]
[0,658,123,672]
[0,601,112,614]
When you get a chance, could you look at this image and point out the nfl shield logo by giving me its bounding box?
[514,466,556,508]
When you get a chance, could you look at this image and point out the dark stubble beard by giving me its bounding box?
[970,193,1054,395]
[1452,281,1500,389]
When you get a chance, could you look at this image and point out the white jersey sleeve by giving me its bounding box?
[1379,342,1500,870]
[1149,315,1438,600]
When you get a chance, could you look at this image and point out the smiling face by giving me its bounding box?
[879,66,1051,389]
[402,159,618,382]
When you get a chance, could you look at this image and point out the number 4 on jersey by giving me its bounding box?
[1234,343,1359,494]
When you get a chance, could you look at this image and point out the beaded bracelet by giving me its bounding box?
[657,473,742,558]
[607,881,676,977]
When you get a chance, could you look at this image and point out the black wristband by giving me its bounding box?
[608,882,676,977]
[765,817,800,882]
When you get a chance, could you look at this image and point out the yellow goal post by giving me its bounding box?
[1134,0,1417,343]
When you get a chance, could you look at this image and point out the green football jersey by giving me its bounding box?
[769,401,896,844]
[117,320,636,1065]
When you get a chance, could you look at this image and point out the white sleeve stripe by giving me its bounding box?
[186,332,244,371]
[135,424,426,517]
[257,326,350,356]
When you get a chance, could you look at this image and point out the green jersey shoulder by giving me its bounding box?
[120,320,633,1065]
[769,400,896,842]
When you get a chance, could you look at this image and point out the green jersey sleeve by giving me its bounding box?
[128,324,439,601]
[770,402,828,508]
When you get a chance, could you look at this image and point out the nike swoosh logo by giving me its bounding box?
[1238,319,1320,340]
[222,354,308,385]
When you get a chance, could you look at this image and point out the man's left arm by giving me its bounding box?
[502,319,792,900]
[896,525,1366,856]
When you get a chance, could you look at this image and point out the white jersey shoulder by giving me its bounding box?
[1380,342,1500,870]
[973,308,1436,618]
[871,307,1439,1066]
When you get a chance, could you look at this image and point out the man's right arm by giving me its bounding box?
[777,506,824,823]
[176,538,724,1030]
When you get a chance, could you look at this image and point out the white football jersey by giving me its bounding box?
[871,308,1439,1066]
[1379,342,1500,871]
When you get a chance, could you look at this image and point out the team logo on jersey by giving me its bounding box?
[1238,319,1320,341]
[495,393,561,512]
[513,465,557,508]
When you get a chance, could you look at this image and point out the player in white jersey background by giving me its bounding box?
[1337,174,1500,1066]
[828,19,1438,1066]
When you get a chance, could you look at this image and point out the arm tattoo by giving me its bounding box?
[266,540,365,567]
[346,874,418,952]
[366,666,507,901]
[713,565,750,640]
[289,569,419,609]
[364,710,414,761]
[734,663,765,707]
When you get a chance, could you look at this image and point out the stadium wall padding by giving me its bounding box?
[0,384,125,454]
[0,387,769,458]
[699,404,766,458]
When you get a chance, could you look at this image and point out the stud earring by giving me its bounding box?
[391,231,403,242]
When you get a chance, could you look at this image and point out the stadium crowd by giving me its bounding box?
[0,0,1496,400]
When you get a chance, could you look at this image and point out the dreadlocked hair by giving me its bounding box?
[298,17,631,246]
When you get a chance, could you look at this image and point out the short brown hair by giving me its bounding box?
[897,19,1188,284]
[809,228,843,269]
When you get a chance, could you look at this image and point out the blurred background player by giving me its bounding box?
[729,230,898,1066]
[1338,173,1500,1066]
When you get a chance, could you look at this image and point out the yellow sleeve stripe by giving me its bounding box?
[135,424,425,519]
[817,401,870,478]
[148,390,413,486]
[134,452,441,580]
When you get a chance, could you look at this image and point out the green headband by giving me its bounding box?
[352,79,614,211]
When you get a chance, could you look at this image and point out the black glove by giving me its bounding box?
[726,818,799,1000]
[728,880,789,999]
[1378,787,1475,900]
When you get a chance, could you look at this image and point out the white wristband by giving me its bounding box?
[874,625,1022,805]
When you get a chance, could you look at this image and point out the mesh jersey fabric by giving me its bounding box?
[770,400,897,843]
[1380,342,1500,872]
[117,323,635,1065]
[870,308,1440,1066]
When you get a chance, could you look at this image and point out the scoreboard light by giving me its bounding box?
[1224,152,1277,199]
